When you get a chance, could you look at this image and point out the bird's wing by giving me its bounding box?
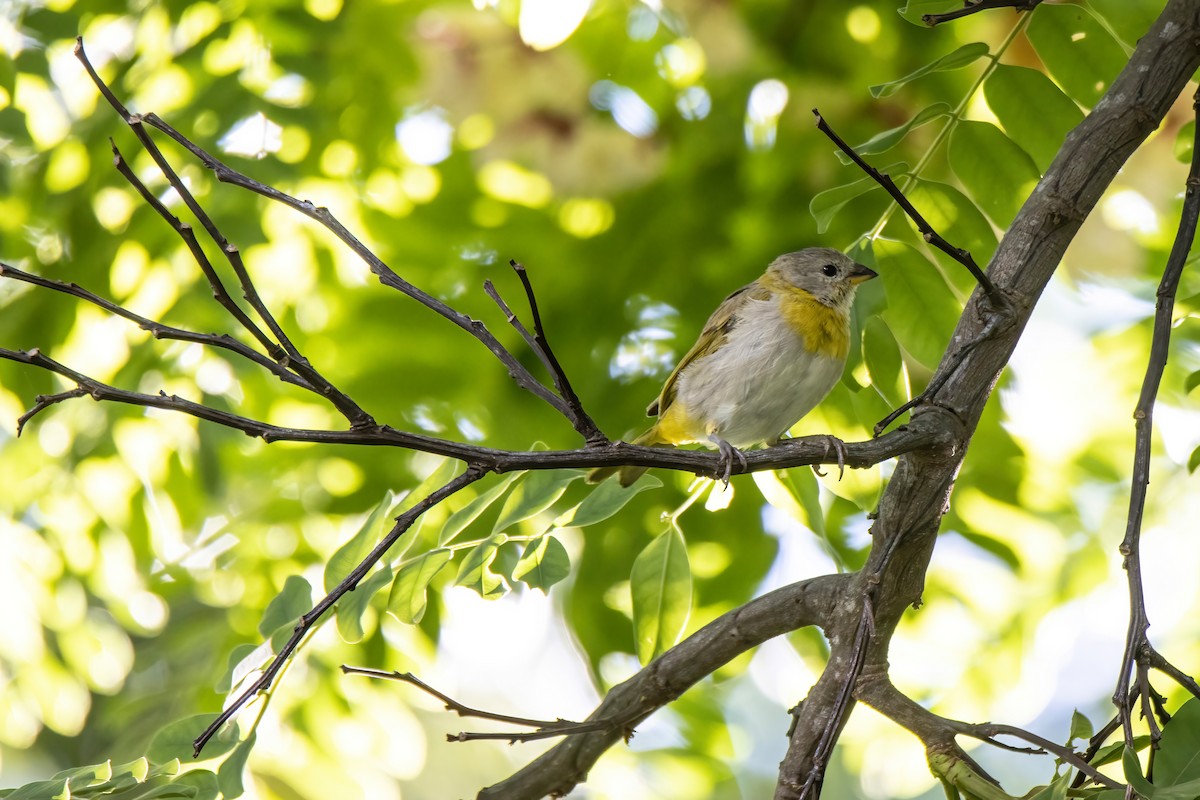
[646,281,771,417]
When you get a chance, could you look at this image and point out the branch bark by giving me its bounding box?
[775,2,1200,797]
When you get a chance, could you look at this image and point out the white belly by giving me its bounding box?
[673,298,845,447]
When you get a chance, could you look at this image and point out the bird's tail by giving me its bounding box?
[586,426,669,487]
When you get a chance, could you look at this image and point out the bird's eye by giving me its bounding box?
[821,264,838,277]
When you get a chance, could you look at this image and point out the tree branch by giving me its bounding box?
[192,466,488,755]
[476,574,847,799]
[856,670,1123,791]
[1112,87,1200,750]
[0,338,950,477]
[0,262,316,394]
[923,0,1045,27]
[811,109,1016,436]
[340,667,619,742]
[774,2,1200,797]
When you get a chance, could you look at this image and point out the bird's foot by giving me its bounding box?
[811,435,847,480]
[709,435,748,487]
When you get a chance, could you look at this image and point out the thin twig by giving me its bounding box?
[79,69,575,424]
[923,0,1044,26]
[1112,88,1200,750]
[0,342,948,474]
[812,108,1004,304]
[193,466,487,755]
[0,261,315,393]
[75,44,374,428]
[812,109,1013,436]
[507,260,607,446]
[16,386,88,435]
[341,666,619,742]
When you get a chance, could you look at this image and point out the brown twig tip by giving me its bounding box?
[922,0,1044,26]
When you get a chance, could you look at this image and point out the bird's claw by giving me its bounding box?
[811,436,847,480]
[712,436,747,487]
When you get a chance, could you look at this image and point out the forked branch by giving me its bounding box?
[1110,87,1200,752]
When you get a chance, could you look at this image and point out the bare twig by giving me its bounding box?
[0,338,947,475]
[193,466,487,755]
[923,0,1045,26]
[508,260,607,446]
[1112,88,1200,749]
[0,262,315,394]
[811,109,1014,436]
[812,108,1003,304]
[341,666,618,742]
[16,386,88,435]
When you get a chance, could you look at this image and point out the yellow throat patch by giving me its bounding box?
[777,288,850,360]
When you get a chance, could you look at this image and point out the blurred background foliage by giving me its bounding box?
[1,0,1199,798]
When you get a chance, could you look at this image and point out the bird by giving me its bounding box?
[588,248,877,487]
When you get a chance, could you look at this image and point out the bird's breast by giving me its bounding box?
[777,290,851,361]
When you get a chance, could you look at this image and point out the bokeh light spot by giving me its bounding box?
[478,160,553,208]
[846,6,882,43]
[558,198,614,238]
[219,113,284,160]
[320,139,359,177]
[655,38,706,87]
[518,0,592,51]
[45,139,89,193]
[396,107,454,166]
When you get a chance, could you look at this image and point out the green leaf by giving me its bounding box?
[388,549,452,624]
[984,65,1084,172]
[897,0,966,26]
[439,472,523,545]
[1123,745,1155,798]
[50,760,112,784]
[147,715,237,764]
[257,574,313,638]
[216,731,256,800]
[1091,735,1152,768]
[454,533,509,598]
[391,457,463,558]
[837,104,951,163]
[113,758,151,783]
[556,473,662,528]
[870,43,990,97]
[1086,0,1162,48]
[104,776,206,799]
[630,526,692,664]
[1186,370,1200,395]
[949,120,1040,229]
[172,769,219,800]
[325,491,396,594]
[1177,121,1196,164]
[906,179,998,295]
[512,535,570,592]
[872,238,961,370]
[1026,4,1127,108]
[1188,445,1200,475]
[325,493,399,643]
[810,163,907,234]
[1,778,68,800]
[335,565,393,644]
[1023,772,1072,800]
[216,642,267,694]
[1155,697,1200,786]
[1069,709,1094,743]
[492,469,583,533]
[862,316,908,408]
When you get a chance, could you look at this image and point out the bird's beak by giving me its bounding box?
[848,263,878,284]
